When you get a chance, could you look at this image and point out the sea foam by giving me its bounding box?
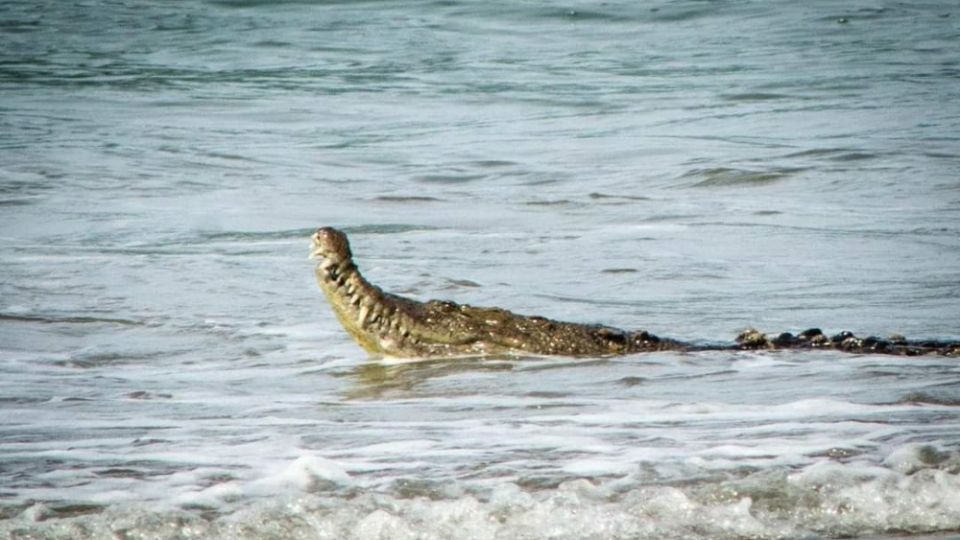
[5,446,960,540]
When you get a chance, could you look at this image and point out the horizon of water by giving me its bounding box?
[2,0,960,538]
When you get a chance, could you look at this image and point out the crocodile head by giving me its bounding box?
[310,227,388,354]
[310,228,676,358]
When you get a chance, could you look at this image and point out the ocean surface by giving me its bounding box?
[2,0,960,538]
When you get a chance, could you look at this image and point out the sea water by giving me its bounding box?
[2,0,960,538]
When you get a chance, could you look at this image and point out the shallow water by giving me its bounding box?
[2,0,960,538]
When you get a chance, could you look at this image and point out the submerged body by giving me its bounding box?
[310,228,959,358]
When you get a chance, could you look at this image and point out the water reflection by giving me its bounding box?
[341,356,518,399]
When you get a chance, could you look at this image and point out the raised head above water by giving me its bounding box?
[310,227,960,358]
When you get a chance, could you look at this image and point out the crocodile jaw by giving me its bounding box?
[314,264,381,354]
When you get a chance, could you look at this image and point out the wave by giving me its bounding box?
[0,313,144,326]
[3,449,959,539]
[680,167,806,188]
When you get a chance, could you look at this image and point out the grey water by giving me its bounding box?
[2,0,960,538]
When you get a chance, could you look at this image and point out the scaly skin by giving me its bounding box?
[310,228,960,358]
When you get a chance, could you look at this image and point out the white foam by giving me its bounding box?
[258,454,352,490]
[6,454,960,540]
[174,454,352,509]
[561,458,637,476]
[883,442,958,475]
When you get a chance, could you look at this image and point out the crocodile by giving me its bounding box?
[310,227,960,358]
